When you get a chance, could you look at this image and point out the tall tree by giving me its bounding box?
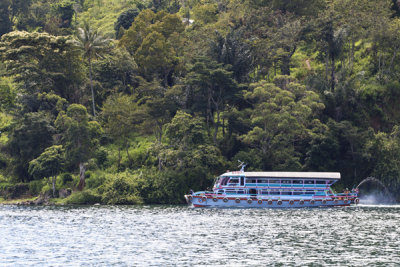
[185,57,238,145]
[119,9,184,86]
[28,145,64,197]
[241,76,325,170]
[55,104,102,190]
[7,112,55,182]
[0,0,12,37]
[0,31,84,108]
[69,23,111,116]
[101,93,145,169]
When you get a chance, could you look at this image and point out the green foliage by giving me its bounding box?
[119,9,184,84]
[77,0,147,37]
[192,3,218,25]
[0,0,12,37]
[69,22,112,116]
[366,126,400,195]
[114,8,141,38]
[64,190,102,205]
[7,112,54,182]
[52,0,75,28]
[241,76,325,170]
[85,172,106,189]
[28,179,45,196]
[28,145,64,180]
[0,31,84,107]
[1,0,400,203]
[56,104,100,169]
[101,172,143,204]
[60,172,73,185]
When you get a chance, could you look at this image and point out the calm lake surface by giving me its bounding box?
[0,204,399,266]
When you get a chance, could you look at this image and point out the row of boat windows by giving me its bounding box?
[223,177,330,185]
[219,189,327,195]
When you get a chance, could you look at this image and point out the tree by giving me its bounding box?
[92,47,137,103]
[0,77,16,111]
[365,126,400,196]
[55,104,102,190]
[0,0,12,37]
[210,29,253,83]
[241,76,325,170]
[119,9,184,85]
[69,23,112,116]
[53,0,75,28]
[185,57,239,145]
[7,112,55,182]
[155,111,223,190]
[28,145,64,197]
[101,93,145,169]
[114,8,140,38]
[0,31,84,108]
[135,31,177,84]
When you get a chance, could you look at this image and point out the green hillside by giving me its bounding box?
[0,0,399,204]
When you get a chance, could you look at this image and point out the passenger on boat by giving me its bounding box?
[189,189,194,195]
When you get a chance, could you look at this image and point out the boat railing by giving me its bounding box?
[335,192,357,197]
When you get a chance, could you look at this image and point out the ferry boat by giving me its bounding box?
[185,170,359,208]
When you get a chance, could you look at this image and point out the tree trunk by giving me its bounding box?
[52,176,56,197]
[78,162,86,191]
[330,56,335,91]
[117,147,121,171]
[280,56,291,76]
[213,110,219,146]
[88,56,96,117]
[125,141,132,166]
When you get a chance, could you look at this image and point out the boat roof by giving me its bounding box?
[221,171,341,180]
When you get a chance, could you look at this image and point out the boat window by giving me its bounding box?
[269,179,280,184]
[237,189,245,194]
[261,190,269,195]
[220,177,229,185]
[292,180,303,184]
[257,178,268,184]
[305,190,315,195]
[316,180,326,184]
[304,180,315,184]
[281,180,291,184]
[270,191,280,195]
[228,178,239,184]
[281,191,292,195]
[217,190,224,195]
[249,188,257,195]
[293,190,303,195]
[225,189,236,194]
[247,179,257,184]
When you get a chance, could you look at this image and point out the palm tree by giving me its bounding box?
[69,22,111,117]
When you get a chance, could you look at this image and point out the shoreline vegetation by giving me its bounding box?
[1,0,400,205]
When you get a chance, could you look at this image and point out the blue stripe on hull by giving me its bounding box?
[192,198,352,208]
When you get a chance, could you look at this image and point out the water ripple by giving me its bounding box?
[0,205,399,266]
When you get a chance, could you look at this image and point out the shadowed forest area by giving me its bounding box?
[1,0,400,204]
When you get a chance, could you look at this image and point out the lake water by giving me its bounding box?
[0,204,399,266]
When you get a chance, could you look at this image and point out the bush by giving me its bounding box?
[94,147,108,168]
[0,183,29,199]
[86,173,106,189]
[60,173,73,185]
[85,170,92,179]
[101,174,143,205]
[64,190,102,205]
[28,180,45,195]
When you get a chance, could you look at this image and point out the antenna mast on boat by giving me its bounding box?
[237,160,246,172]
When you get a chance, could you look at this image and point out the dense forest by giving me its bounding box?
[1,0,400,204]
